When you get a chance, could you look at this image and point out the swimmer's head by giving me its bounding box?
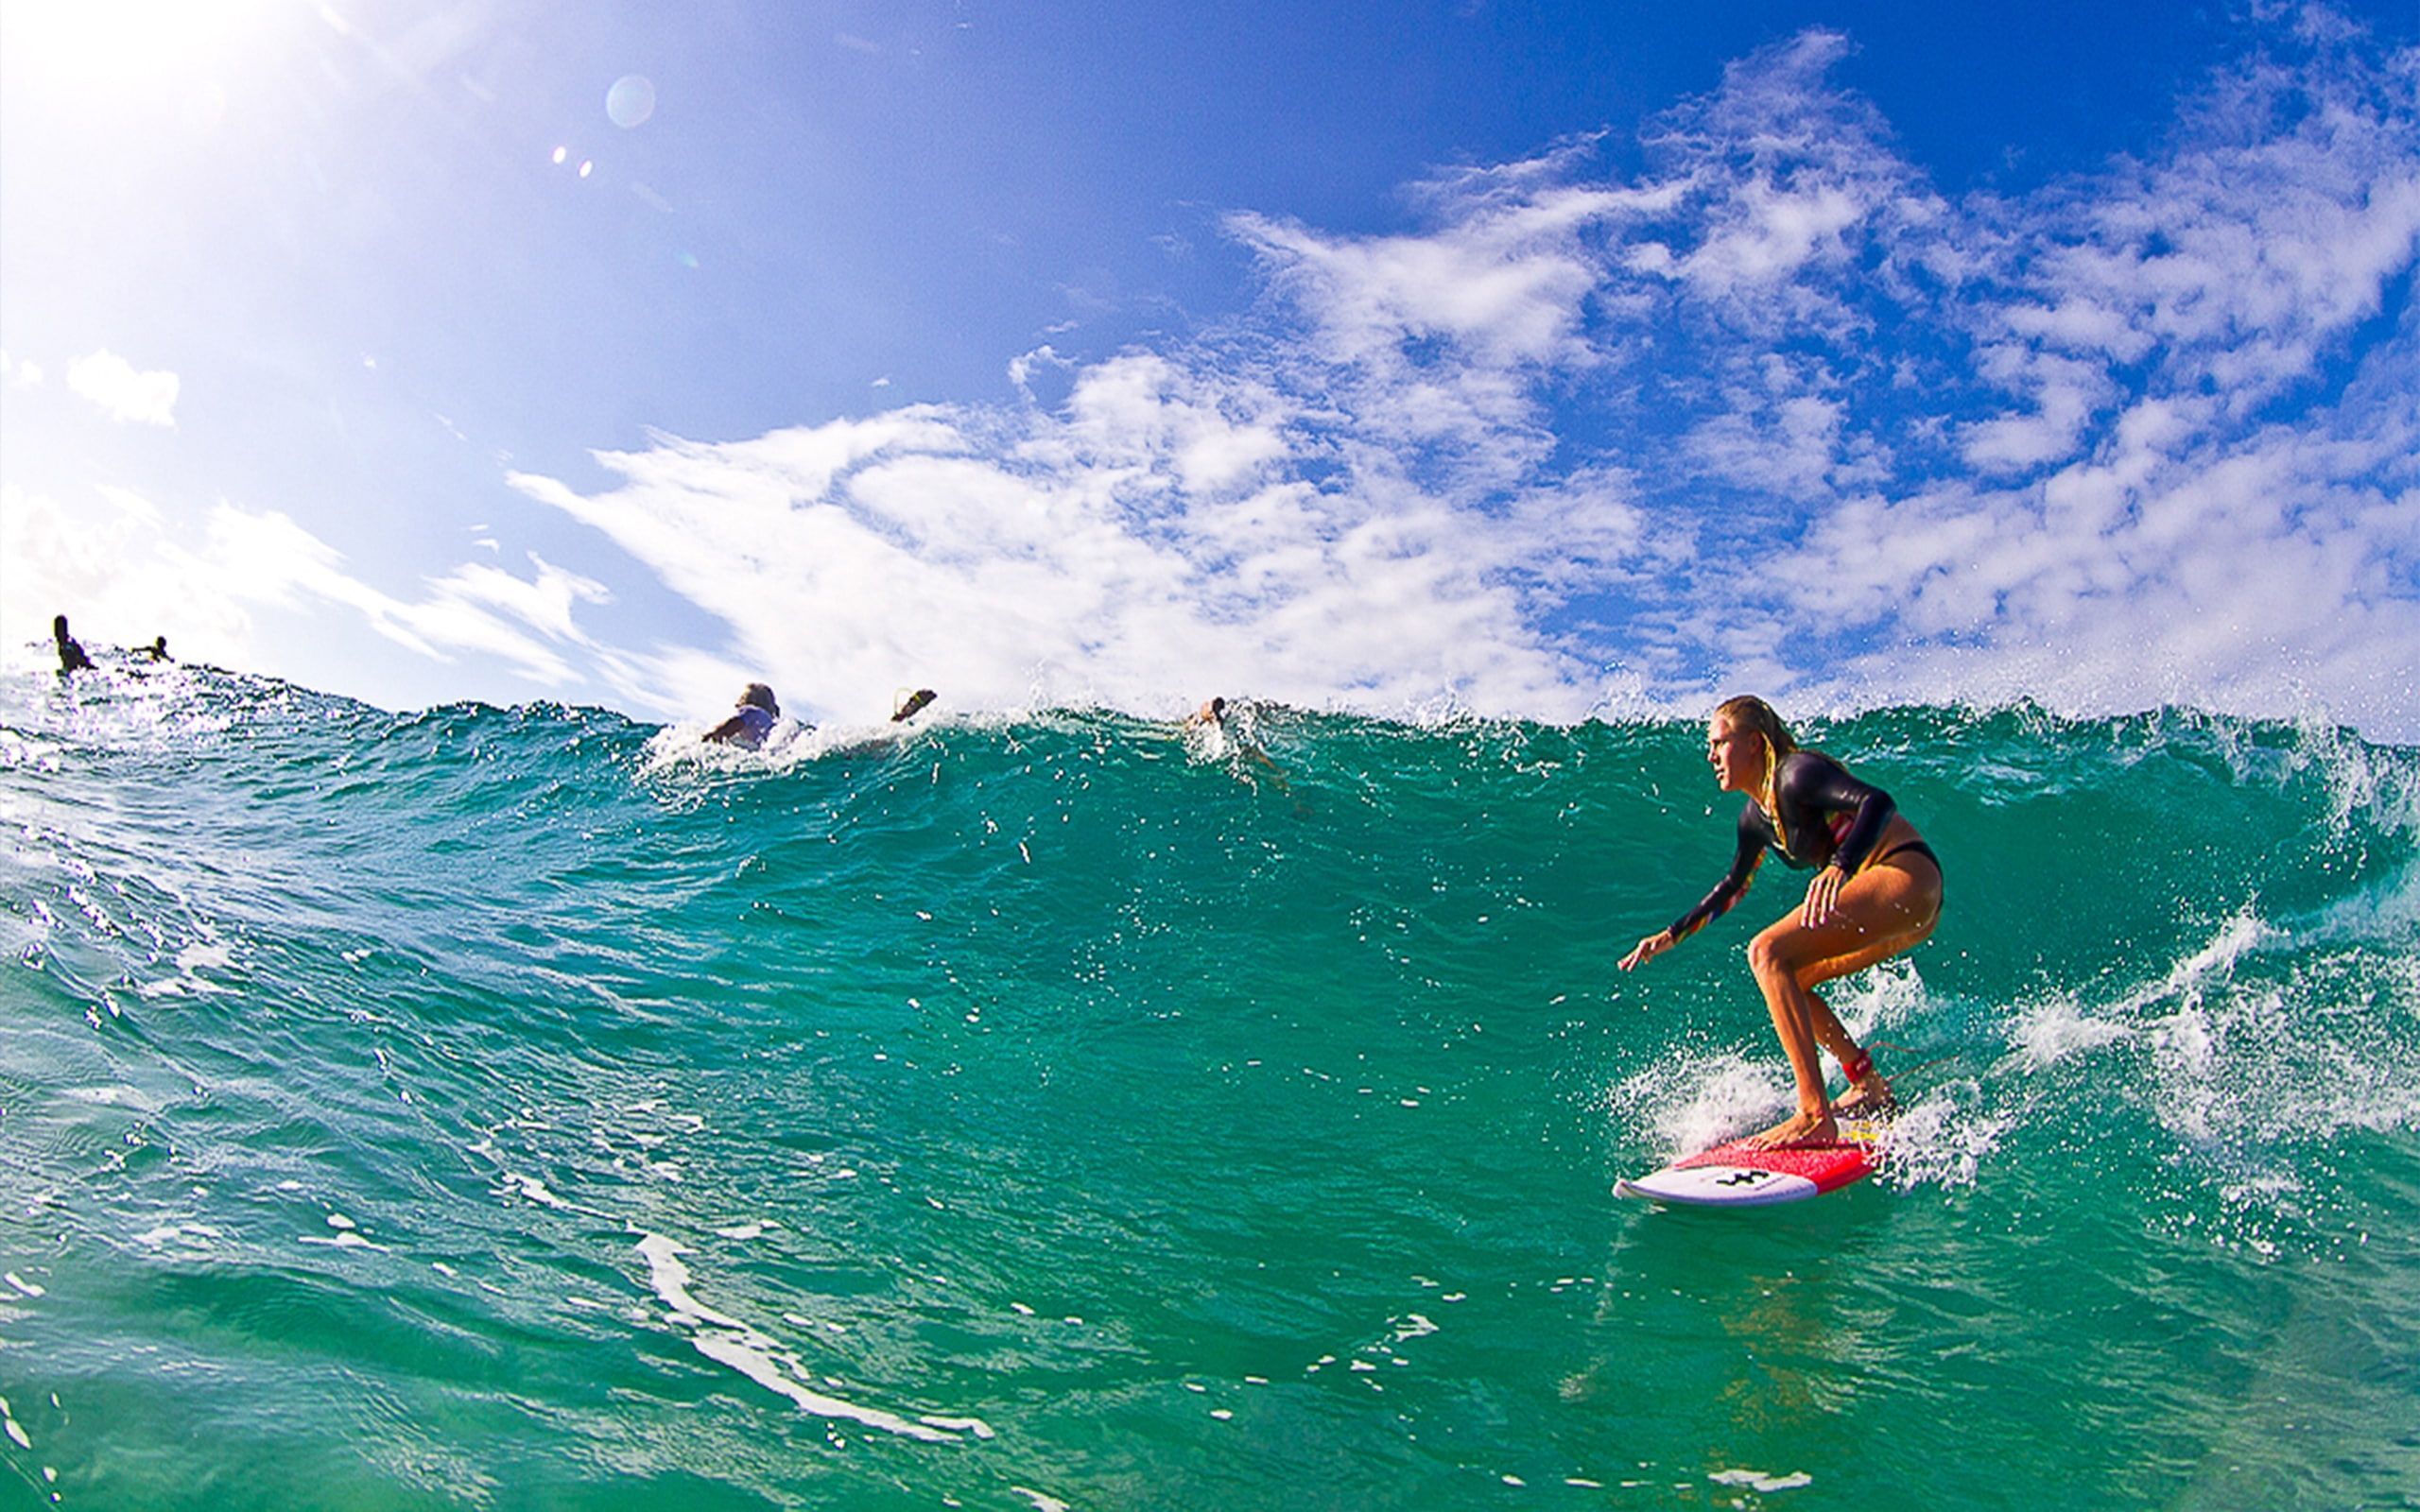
[53,615,71,639]
[738,682,779,714]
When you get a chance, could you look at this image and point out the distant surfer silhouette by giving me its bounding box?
[1618,696,1943,1150]
[703,683,781,749]
[146,635,172,662]
[53,615,95,674]
[891,688,936,724]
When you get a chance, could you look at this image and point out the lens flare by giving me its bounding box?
[605,74,655,129]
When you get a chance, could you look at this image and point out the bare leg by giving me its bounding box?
[1794,931,1929,1115]
[1740,859,1940,1149]
[1798,988,1870,1097]
[1817,850,1942,1113]
[1746,951,1837,1149]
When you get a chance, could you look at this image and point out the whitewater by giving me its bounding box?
[3,662,2416,1509]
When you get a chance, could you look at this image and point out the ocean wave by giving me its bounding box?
[4,666,2416,1506]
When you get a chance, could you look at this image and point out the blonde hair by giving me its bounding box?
[1716,695,1798,851]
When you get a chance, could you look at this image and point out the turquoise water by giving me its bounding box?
[4,665,2417,1509]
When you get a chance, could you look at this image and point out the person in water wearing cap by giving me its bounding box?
[703,683,781,749]
[1618,695,1942,1150]
[53,615,95,674]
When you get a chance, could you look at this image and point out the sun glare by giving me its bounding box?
[1,0,300,90]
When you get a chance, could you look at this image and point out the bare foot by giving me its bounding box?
[1743,1110,1840,1150]
[1833,1073,1897,1119]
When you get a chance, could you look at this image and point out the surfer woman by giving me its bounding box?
[1618,696,1942,1150]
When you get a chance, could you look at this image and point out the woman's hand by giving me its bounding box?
[1801,864,1849,927]
[1619,929,1674,971]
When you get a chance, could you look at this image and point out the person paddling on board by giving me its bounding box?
[703,683,781,749]
[1618,696,1943,1150]
[53,615,95,674]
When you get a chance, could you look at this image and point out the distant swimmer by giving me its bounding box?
[891,688,937,724]
[1184,696,1290,794]
[1617,696,1942,1151]
[703,683,781,749]
[53,615,95,674]
[146,635,172,662]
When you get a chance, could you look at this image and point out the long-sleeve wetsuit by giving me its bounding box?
[1667,750,1898,943]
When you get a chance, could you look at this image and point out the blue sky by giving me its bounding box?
[5,0,2416,736]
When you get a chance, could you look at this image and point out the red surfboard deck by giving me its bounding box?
[1616,1120,1884,1208]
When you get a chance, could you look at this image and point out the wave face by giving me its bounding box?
[5,666,2418,1509]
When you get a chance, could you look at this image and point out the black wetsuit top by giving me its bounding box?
[1668,750,1898,942]
[58,637,95,674]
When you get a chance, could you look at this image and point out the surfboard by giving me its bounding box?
[1616,1119,1886,1208]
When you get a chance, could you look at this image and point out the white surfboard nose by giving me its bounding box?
[1617,1165,1822,1206]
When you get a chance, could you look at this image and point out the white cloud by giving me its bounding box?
[510,390,1641,723]
[2001,297,2154,363]
[65,349,180,426]
[1673,176,1866,294]
[192,503,606,683]
[1964,45,2420,431]
[434,555,607,642]
[1635,28,1935,335]
[1,480,606,689]
[1957,346,2115,473]
[1230,175,1642,370]
[490,13,2416,738]
[24,13,2412,740]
